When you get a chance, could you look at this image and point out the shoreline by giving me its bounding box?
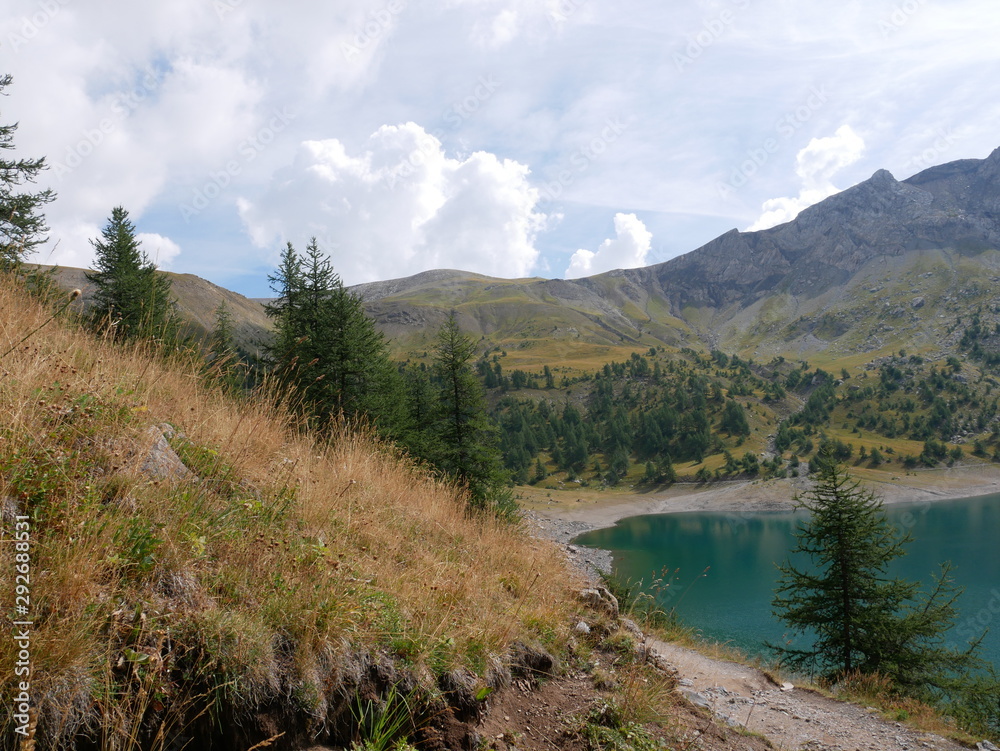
[521,463,1000,546]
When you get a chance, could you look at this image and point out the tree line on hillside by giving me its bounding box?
[491,349,788,487]
[488,342,1000,489]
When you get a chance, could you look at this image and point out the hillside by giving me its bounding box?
[33,148,1000,500]
[0,279,577,748]
[10,281,985,751]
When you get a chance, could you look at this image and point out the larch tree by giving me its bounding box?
[771,457,982,691]
[432,310,512,515]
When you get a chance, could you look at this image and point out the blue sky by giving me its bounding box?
[4,0,1000,296]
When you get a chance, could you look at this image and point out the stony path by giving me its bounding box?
[648,639,967,751]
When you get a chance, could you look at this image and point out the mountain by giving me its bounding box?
[44,147,1000,369]
[45,265,273,355]
[356,146,1000,366]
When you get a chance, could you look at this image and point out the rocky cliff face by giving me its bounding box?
[613,147,1000,313]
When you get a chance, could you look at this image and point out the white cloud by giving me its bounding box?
[747,125,866,231]
[455,0,592,47]
[238,122,547,284]
[6,0,1000,295]
[565,213,652,278]
[137,233,182,269]
[38,222,101,270]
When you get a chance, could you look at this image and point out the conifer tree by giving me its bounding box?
[210,300,237,360]
[207,300,249,391]
[432,311,512,514]
[720,399,751,437]
[771,458,981,687]
[85,206,178,342]
[265,242,305,369]
[1,74,55,269]
[264,238,404,435]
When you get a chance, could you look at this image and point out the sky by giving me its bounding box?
[4,0,1000,297]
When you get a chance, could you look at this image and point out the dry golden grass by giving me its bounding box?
[832,671,978,745]
[0,278,584,747]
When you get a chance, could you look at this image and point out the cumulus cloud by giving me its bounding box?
[238,122,547,284]
[565,213,652,278]
[747,125,866,231]
[137,233,183,269]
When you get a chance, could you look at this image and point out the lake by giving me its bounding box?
[573,493,1000,671]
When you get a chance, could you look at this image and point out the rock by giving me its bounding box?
[573,621,591,635]
[647,651,676,676]
[620,617,643,637]
[780,682,794,692]
[681,689,712,710]
[578,587,619,619]
[978,741,999,751]
[911,296,925,309]
[1,496,21,522]
[139,424,194,481]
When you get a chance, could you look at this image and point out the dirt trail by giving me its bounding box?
[647,639,965,751]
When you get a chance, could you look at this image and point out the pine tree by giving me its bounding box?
[207,300,247,391]
[771,458,981,686]
[85,207,178,342]
[1,74,55,269]
[265,242,306,374]
[432,311,512,514]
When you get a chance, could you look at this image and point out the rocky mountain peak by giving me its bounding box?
[627,148,1000,312]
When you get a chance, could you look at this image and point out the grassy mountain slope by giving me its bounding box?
[360,147,1000,370]
[37,149,1000,376]
[0,279,585,748]
[46,265,273,355]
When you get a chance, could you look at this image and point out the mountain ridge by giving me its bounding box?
[44,147,1000,369]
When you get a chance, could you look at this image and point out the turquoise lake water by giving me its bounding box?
[572,493,1000,671]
